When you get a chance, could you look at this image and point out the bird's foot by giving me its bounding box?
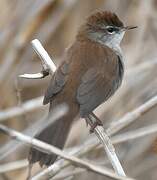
[89,119,103,133]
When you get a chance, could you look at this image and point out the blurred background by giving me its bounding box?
[1,0,157,179]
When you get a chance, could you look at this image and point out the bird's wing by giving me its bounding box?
[77,64,120,117]
[43,60,69,104]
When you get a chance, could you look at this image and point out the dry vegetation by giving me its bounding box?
[0,0,157,179]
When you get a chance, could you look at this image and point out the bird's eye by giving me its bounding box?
[107,27,115,34]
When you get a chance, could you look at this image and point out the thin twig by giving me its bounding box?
[112,123,157,144]
[19,72,48,79]
[107,94,157,135]
[87,113,126,176]
[0,124,133,180]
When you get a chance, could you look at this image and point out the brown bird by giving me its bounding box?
[29,11,137,166]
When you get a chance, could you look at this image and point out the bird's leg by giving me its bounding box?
[89,118,103,134]
[89,120,103,133]
[85,113,103,133]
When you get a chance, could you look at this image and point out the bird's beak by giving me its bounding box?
[123,26,138,31]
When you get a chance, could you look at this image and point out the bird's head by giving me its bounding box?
[77,11,137,48]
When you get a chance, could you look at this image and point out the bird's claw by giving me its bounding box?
[89,120,103,133]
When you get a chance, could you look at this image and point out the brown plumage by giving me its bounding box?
[29,11,126,167]
[87,11,124,27]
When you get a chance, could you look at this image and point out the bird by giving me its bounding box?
[28,11,137,167]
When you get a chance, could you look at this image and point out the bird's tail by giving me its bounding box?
[29,103,77,167]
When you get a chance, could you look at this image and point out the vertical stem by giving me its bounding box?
[86,113,126,176]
